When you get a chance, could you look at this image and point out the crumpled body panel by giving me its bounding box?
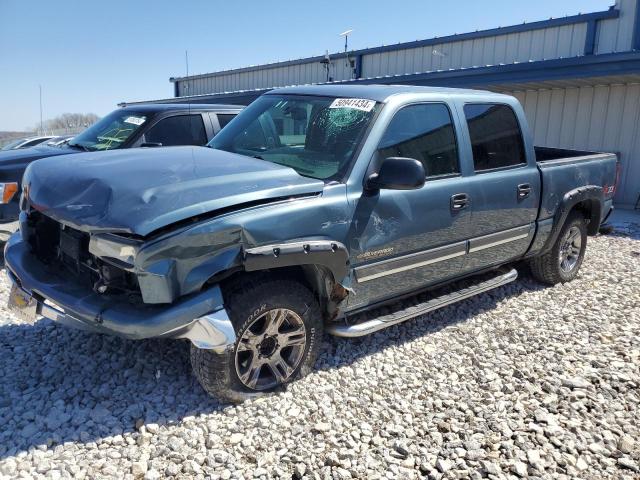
[23,146,325,236]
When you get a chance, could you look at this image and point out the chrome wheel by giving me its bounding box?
[558,226,582,273]
[234,308,307,390]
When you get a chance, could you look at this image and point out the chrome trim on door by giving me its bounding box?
[355,241,467,283]
[468,225,531,253]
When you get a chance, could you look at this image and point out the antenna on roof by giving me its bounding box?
[339,29,353,53]
[320,50,332,82]
[340,30,356,79]
[185,50,192,113]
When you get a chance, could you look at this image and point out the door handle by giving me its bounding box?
[451,193,469,210]
[517,183,531,199]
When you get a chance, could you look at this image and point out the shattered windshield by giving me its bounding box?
[69,110,147,151]
[209,95,379,181]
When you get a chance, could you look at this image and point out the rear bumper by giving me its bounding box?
[4,233,235,352]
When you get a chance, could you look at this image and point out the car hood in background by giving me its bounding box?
[23,146,325,236]
[0,144,75,167]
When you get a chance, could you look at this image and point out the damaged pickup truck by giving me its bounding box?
[6,85,619,401]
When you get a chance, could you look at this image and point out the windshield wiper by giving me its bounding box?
[252,154,264,160]
[67,142,90,152]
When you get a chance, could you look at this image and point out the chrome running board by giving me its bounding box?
[328,268,518,337]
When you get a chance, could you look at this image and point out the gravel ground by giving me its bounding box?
[1,224,639,480]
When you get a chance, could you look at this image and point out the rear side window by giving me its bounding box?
[22,138,48,147]
[378,103,459,177]
[464,104,526,171]
[145,114,207,146]
[217,113,236,129]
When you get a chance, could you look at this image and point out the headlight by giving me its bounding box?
[0,182,18,204]
[88,234,140,269]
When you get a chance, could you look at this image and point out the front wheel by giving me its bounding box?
[190,277,323,403]
[529,212,587,285]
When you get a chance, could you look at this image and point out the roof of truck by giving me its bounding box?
[120,103,243,112]
[267,84,505,102]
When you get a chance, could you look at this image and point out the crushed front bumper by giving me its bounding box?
[4,234,235,352]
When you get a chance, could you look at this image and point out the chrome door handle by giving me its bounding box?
[517,184,531,199]
[451,193,469,210]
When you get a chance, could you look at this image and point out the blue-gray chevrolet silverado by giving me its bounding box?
[5,85,619,402]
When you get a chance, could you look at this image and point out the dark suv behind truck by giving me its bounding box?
[0,103,243,236]
[6,85,618,402]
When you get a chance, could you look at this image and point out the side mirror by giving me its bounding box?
[140,142,163,148]
[367,157,425,191]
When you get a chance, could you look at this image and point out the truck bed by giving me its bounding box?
[535,146,618,224]
[534,146,611,163]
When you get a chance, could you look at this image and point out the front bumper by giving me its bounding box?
[4,234,235,352]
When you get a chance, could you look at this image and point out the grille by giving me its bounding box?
[26,210,141,298]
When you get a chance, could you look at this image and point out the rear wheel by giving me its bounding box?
[190,277,323,403]
[529,212,587,285]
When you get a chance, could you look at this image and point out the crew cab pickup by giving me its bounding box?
[0,103,242,236]
[5,85,618,402]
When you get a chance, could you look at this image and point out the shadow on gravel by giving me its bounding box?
[0,267,551,459]
[316,267,548,374]
[0,323,225,459]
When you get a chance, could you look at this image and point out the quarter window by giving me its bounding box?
[464,104,526,171]
[378,103,459,177]
[217,113,236,129]
[145,115,208,146]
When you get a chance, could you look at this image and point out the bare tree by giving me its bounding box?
[35,113,100,135]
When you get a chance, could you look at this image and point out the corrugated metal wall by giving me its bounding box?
[362,24,588,77]
[176,0,635,97]
[178,60,355,96]
[506,84,640,207]
[596,0,637,54]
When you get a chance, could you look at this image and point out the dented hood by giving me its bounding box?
[23,146,324,236]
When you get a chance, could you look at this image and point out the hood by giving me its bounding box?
[24,146,325,236]
[0,144,74,167]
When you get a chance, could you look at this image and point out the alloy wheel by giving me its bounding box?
[234,308,307,390]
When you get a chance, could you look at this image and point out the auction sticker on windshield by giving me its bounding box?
[124,116,146,126]
[329,98,376,112]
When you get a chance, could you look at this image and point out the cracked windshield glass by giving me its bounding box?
[210,95,379,181]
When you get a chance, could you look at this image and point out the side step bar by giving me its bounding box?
[328,268,518,337]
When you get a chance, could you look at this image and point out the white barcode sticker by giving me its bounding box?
[329,98,376,112]
[124,116,146,126]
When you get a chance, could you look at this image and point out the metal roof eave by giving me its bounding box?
[122,52,640,106]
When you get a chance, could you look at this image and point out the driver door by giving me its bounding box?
[347,102,473,310]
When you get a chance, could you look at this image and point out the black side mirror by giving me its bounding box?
[140,142,163,148]
[367,157,425,191]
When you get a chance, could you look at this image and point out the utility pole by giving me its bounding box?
[39,85,43,134]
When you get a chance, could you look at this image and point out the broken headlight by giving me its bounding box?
[88,233,140,269]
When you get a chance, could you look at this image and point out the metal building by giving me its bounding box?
[125,0,640,208]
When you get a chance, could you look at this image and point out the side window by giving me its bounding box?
[464,104,526,171]
[23,138,47,147]
[217,113,236,129]
[378,103,459,177]
[145,115,207,146]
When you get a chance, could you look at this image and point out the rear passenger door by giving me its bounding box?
[348,102,473,309]
[460,103,540,273]
[143,114,209,146]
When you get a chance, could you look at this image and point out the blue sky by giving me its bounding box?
[0,0,614,131]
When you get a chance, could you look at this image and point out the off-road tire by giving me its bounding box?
[190,277,323,403]
[529,212,587,285]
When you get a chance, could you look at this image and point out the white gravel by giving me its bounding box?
[1,224,639,479]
